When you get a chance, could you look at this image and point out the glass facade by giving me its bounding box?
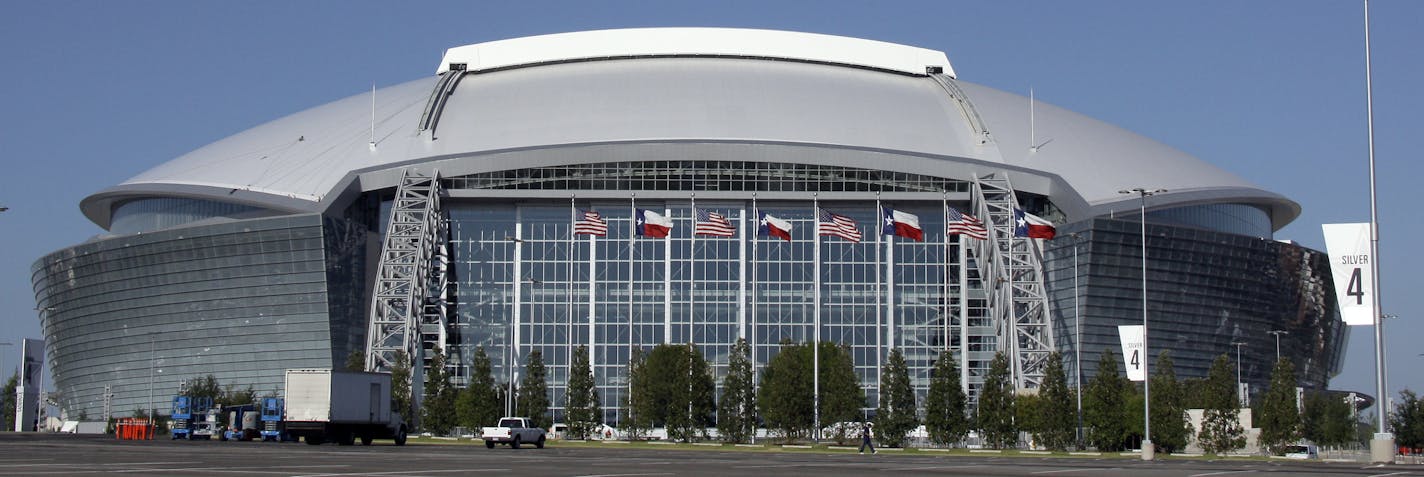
[31,214,368,419]
[1043,217,1345,398]
[110,197,269,235]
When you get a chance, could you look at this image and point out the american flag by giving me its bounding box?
[574,209,608,236]
[946,207,988,240]
[694,208,736,237]
[817,208,862,243]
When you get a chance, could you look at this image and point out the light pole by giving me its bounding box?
[1267,330,1288,362]
[1069,231,1084,449]
[1231,341,1247,408]
[148,335,156,440]
[1119,187,1165,460]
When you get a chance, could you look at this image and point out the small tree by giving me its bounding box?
[924,350,969,447]
[1084,348,1128,451]
[220,384,257,406]
[622,347,653,439]
[819,341,865,445]
[390,351,413,425]
[421,348,457,435]
[717,338,757,443]
[1149,351,1191,453]
[2,373,17,432]
[1197,354,1246,454]
[1258,358,1302,454]
[683,343,717,441]
[1302,391,1355,447]
[187,375,223,402]
[457,347,501,429]
[874,348,917,448]
[977,351,1017,449]
[1391,390,1424,451]
[565,345,600,440]
[1037,352,1077,451]
[759,341,813,442]
[345,349,366,372]
[517,350,551,430]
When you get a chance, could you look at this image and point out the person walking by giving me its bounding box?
[858,422,876,454]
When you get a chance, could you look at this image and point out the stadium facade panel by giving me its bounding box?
[34,28,1343,421]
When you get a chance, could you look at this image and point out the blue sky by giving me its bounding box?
[2,1,1420,408]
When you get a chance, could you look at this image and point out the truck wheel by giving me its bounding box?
[338,431,356,446]
[511,438,521,449]
[360,436,373,446]
[393,426,407,446]
[485,440,495,449]
[305,434,325,445]
[536,435,545,449]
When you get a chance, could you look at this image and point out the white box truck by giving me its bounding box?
[283,369,408,446]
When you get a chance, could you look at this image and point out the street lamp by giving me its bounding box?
[149,335,156,440]
[1068,231,1085,449]
[1118,187,1165,461]
[1266,330,1289,361]
[1231,341,1247,408]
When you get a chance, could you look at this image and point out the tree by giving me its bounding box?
[390,351,413,425]
[976,352,1017,449]
[517,350,551,430]
[565,345,601,440]
[875,348,917,448]
[924,350,969,447]
[1084,348,1128,451]
[220,384,257,406]
[819,341,865,445]
[1258,358,1302,454]
[1149,351,1191,454]
[1391,390,1424,451]
[759,340,813,442]
[622,347,654,439]
[186,375,222,402]
[457,347,501,429]
[642,343,715,442]
[345,349,366,372]
[421,348,458,435]
[717,338,757,443]
[1036,352,1077,451]
[1302,391,1354,447]
[1015,392,1043,447]
[2,372,17,432]
[1197,354,1246,454]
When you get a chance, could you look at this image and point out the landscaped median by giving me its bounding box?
[398,437,1286,460]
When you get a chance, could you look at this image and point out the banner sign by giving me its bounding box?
[1322,223,1376,326]
[1118,325,1145,382]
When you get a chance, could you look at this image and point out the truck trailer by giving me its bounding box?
[282,369,408,446]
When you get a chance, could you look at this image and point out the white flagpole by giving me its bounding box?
[959,234,970,396]
[689,194,696,347]
[943,193,951,352]
[738,204,748,341]
[627,193,635,426]
[812,193,821,441]
[874,193,883,397]
[569,194,576,413]
[664,205,673,345]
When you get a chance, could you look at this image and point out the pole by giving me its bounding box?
[1267,330,1288,362]
[1232,341,1246,408]
[1119,187,1164,460]
[148,335,155,440]
[1072,232,1083,449]
[1362,0,1394,463]
[812,193,821,442]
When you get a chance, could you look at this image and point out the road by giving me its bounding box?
[0,433,1419,477]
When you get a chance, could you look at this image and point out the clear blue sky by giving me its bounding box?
[2,1,1420,408]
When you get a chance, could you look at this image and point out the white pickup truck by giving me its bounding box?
[481,417,546,449]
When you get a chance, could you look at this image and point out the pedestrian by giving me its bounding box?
[858,422,876,454]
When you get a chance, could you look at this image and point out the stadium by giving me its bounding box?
[32,28,1345,423]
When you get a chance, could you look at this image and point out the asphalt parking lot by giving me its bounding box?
[0,433,1420,477]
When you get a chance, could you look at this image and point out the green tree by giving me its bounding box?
[1,372,17,432]
[819,341,865,445]
[186,375,222,402]
[874,348,917,448]
[1197,354,1246,454]
[390,351,413,425]
[345,349,366,372]
[421,348,458,435]
[641,343,715,442]
[977,351,1017,449]
[1084,348,1128,451]
[1037,352,1077,451]
[622,347,653,439]
[457,347,501,429]
[1015,392,1043,446]
[1302,391,1354,447]
[1391,390,1424,450]
[1149,351,1191,453]
[924,350,969,447]
[565,345,601,440]
[517,350,551,430]
[1258,358,1302,454]
[717,338,757,443]
[686,343,717,441]
[759,341,813,442]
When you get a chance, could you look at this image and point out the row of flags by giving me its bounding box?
[574,206,1057,242]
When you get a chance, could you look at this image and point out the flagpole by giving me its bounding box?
[690,194,696,347]
[812,193,821,442]
[942,193,951,352]
[874,192,883,402]
[750,193,759,443]
[587,211,597,404]
[665,205,673,345]
[959,232,970,396]
[627,193,635,428]
[569,194,576,415]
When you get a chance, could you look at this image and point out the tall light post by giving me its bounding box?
[1231,341,1247,408]
[1266,330,1288,361]
[1119,187,1165,460]
[148,335,156,440]
[1361,0,1394,463]
[1068,231,1084,448]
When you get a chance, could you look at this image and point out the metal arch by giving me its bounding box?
[968,173,1055,391]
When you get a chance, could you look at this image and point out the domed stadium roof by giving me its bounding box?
[81,27,1298,230]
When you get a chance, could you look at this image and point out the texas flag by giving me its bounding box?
[881,206,924,242]
[1014,209,1057,239]
[635,209,673,238]
[758,212,793,242]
